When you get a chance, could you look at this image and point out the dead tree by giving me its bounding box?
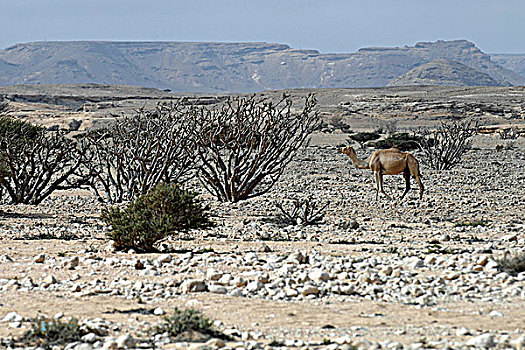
[0,117,94,204]
[189,94,320,202]
[418,119,478,170]
[85,101,197,203]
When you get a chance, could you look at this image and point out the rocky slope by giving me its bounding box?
[0,40,523,93]
[388,59,504,87]
[492,54,525,78]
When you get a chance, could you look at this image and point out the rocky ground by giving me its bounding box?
[0,85,524,349]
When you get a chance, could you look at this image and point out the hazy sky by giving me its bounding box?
[1,0,524,54]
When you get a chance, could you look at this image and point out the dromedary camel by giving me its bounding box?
[339,145,424,200]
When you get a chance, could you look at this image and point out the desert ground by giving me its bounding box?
[0,85,524,349]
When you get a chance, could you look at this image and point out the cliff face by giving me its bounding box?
[388,59,505,87]
[0,40,523,93]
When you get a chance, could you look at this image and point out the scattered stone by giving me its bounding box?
[153,307,166,315]
[2,312,23,322]
[466,334,495,348]
[34,253,46,263]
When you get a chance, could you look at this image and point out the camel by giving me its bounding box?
[339,145,424,200]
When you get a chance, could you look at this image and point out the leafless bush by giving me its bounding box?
[0,117,94,204]
[85,101,196,203]
[189,94,320,202]
[0,100,8,115]
[274,196,328,225]
[418,120,478,170]
[498,127,520,140]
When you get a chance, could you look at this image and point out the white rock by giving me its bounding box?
[42,275,57,287]
[2,312,23,322]
[308,269,330,282]
[510,336,525,350]
[466,334,495,348]
[104,241,117,253]
[405,257,424,269]
[208,285,228,294]
[116,333,135,348]
[206,268,223,281]
[73,343,93,350]
[156,254,172,264]
[66,256,80,269]
[180,279,207,293]
[456,327,471,336]
[488,310,504,317]
[153,307,165,315]
[81,333,99,343]
[485,260,499,271]
[245,281,264,292]
[20,277,34,288]
[300,284,319,296]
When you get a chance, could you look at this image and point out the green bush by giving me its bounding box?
[18,316,85,349]
[367,132,423,151]
[347,132,380,148]
[101,183,213,252]
[148,308,228,341]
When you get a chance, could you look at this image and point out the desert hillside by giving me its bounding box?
[388,59,504,87]
[0,40,523,93]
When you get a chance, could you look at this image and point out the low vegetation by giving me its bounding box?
[274,196,328,225]
[347,131,380,148]
[147,308,228,341]
[101,183,213,252]
[17,316,85,349]
[367,132,422,151]
[497,253,525,276]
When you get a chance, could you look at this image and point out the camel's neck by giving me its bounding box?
[345,151,369,169]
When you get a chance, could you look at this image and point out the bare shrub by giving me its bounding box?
[418,120,477,170]
[498,127,520,140]
[189,94,320,202]
[274,196,328,225]
[497,252,525,276]
[0,116,93,204]
[0,100,8,114]
[85,101,196,203]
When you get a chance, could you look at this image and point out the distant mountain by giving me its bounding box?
[491,54,525,79]
[388,59,504,87]
[0,40,523,93]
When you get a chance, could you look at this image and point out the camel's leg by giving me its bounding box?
[407,156,424,200]
[400,169,411,200]
[414,174,424,200]
[374,171,380,201]
[375,171,391,200]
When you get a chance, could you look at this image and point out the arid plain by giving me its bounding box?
[0,84,524,349]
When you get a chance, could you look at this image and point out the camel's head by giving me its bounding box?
[338,146,356,156]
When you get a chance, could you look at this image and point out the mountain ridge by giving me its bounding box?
[0,40,523,93]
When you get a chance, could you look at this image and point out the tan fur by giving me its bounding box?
[339,146,424,200]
